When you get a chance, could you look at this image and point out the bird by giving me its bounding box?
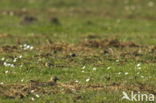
[30,76,59,87]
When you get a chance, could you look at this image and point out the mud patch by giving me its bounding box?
[37,39,156,68]
[0,77,59,99]
[80,39,140,48]
[0,45,18,52]
[0,82,155,99]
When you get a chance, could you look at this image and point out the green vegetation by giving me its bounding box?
[0,0,155,102]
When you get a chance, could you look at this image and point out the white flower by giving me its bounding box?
[125,72,128,75]
[107,67,111,70]
[141,76,144,78]
[31,90,34,93]
[93,67,96,71]
[24,44,27,47]
[3,62,7,66]
[82,70,84,72]
[21,79,24,82]
[118,72,121,75]
[13,60,16,62]
[137,63,141,67]
[86,78,90,82]
[20,45,23,48]
[10,64,15,68]
[31,97,35,101]
[137,72,140,74]
[13,58,17,62]
[1,58,5,61]
[21,44,34,50]
[30,46,34,50]
[7,63,11,66]
[116,60,119,62]
[27,45,30,49]
[36,94,39,98]
[0,82,4,85]
[82,66,85,69]
[19,55,22,58]
[5,70,8,74]
[75,80,79,83]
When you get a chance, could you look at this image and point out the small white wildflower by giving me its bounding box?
[86,78,90,82]
[137,72,140,74]
[20,45,23,48]
[31,90,34,93]
[21,79,24,82]
[0,82,4,85]
[19,55,22,58]
[10,64,15,68]
[93,67,96,71]
[5,70,8,74]
[13,58,17,62]
[82,70,84,72]
[118,72,121,75]
[138,67,141,70]
[82,66,85,69]
[24,44,27,47]
[125,72,128,75]
[107,67,111,70]
[35,94,39,98]
[1,58,5,61]
[20,65,23,67]
[141,76,144,78]
[137,63,141,67]
[148,1,154,7]
[116,60,119,62]
[3,62,7,66]
[7,63,11,66]
[30,46,34,50]
[31,97,35,101]
[27,45,30,49]
[75,80,79,83]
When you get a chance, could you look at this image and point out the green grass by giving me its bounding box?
[0,0,156,103]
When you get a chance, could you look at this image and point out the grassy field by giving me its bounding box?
[0,0,156,103]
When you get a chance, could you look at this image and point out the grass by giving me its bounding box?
[0,0,156,102]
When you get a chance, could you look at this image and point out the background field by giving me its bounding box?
[0,0,155,103]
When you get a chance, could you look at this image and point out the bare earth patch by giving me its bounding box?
[0,80,155,99]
